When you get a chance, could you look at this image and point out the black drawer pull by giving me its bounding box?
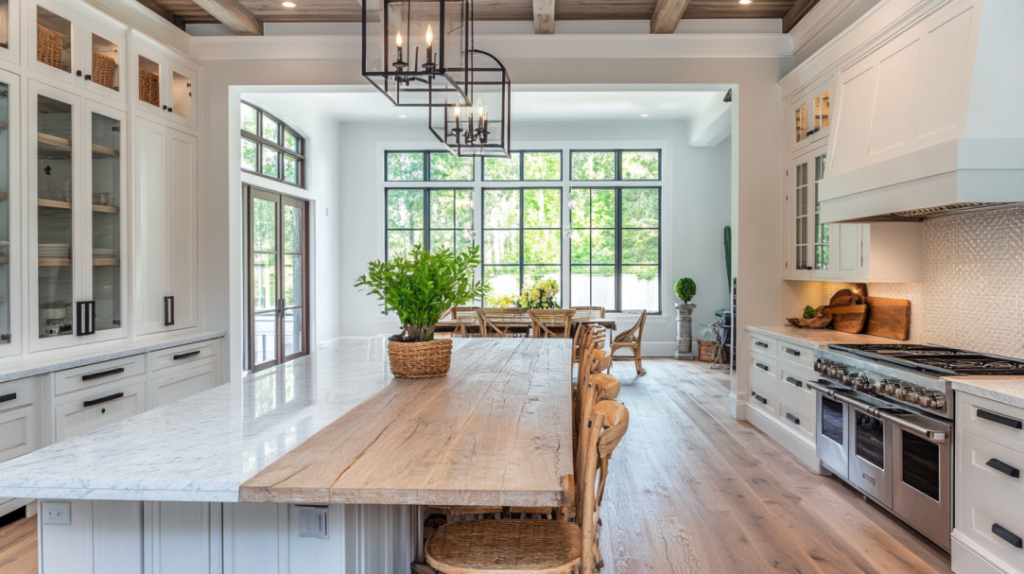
[755,341,768,348]
[754,394,767,405]
[755,363,769,372]
[986,458,1021,479]
[173,350,202,361]
[786,413,800,425]
[83,392,124,408]
[785,376,803,388]
[0,392,16,404]
[992,523,1023,549]
[978,409,1023,430]
[82,367,125,382]
[785,348,801,357]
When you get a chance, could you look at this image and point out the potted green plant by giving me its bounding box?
[674,278,697,360]
[355,244,487,378]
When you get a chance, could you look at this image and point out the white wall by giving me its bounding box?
[233,92,345,355]
[336,120,731,356]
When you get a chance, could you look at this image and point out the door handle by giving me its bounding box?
[83,392,124,408]
[76,301,96,336]
[986,458,1021,479]
[82,367,125,382]
[164,296,175,326]
[978,409,1023,429]
[992,524,1023,549]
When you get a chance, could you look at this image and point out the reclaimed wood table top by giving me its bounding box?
[239,338,575,507]
[435,317,617,330]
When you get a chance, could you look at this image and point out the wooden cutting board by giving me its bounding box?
[826,304,868,334]
[864,297,911,340]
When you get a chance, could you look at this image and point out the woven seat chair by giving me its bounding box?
[476,308,530,338]
[570,306,605,320]
[609,310,648,376]
[528,309,575,338]
[450,306,481,337]
[425,400,629,574]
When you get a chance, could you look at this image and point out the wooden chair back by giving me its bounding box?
[571,306,605,320]
[578,401,629,573]
[475,308,529,338]
[614,310,647,346]
[528,309,575,338]
[450,306,480,320]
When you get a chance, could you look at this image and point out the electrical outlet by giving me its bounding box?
[297,505,328,539]
[42,502,71,525]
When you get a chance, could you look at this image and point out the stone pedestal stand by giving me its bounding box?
[675,302,696,360]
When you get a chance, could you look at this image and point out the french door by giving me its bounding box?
[246,187,309,372]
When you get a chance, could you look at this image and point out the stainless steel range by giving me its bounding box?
[808,343,1024,552]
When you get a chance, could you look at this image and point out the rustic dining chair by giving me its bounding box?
[425,401,629,574]
[570,306,605,320]
[529,309,575,339]
[450,306,481,337]
[609,310,648,376]
[476,308,528,338]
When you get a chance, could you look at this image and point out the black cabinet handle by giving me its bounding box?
[82,367,125,382]
[986,458,1021,479]
[992,524,1023,549]
[168,107,173,113]
[786,413,800,425]
[786,376,803,388]
[754,394,767,405]
[76,70,82,77]
[978,409,1023,430]
[84,74,92,81]
[76,301,95,336]
[785,348,801,357]
[162,105,168,110]
[0,393,15,404]
[164,296,175,326]
[173,350,201,361]
[83,392,124,408]
[755,363,769,372]
[755,341,768,348]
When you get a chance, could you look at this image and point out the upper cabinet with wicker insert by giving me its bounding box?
[132,32,197,131]
[29,0,127,106]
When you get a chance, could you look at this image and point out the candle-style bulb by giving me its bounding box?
[453,105,461,117]
[426,25,433,48]
[396,31,403,47]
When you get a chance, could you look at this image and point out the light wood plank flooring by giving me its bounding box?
[0,358,952,574]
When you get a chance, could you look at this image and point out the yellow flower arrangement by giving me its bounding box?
[520,278,560,309]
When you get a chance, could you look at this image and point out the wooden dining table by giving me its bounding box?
[434,315,617,337]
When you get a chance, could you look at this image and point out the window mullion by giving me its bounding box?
[518,188,525,296]
[615,187,623,312]
[424,189,431,252]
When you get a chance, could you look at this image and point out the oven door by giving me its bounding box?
[892,416,952,552]
[848,408,892,507]
[816,388,850,479]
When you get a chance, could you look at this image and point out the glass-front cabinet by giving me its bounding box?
[0,0,20,65]
[29,81,125,350]
[134,34,197,130]
[790,75,833,155]
[0,71,18,357]
[786,146,833,280]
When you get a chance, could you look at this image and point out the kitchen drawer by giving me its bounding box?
[778,365,816,408]
[777,398,814,443]
[0,378,37,413]
[54,355,146,397]
[151,361,219,409]
[960,430,1024,509]
[0,405,36,463]
[54,381,146,442]
[959,394,1024,454]
[956,484,1024,569]
[749,354,777,379]
[777,341,815,371]
[149,340,220,373]
[750,369,777,414]
[748,332,777,356]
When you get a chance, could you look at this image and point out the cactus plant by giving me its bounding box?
[724,226,732,295]
[675,278,696,303]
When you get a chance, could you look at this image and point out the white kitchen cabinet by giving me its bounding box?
[790,74,833,155]
[0,376,40,519]
[0,0,21,68]
[54,378,145,441]
[0,69,20,358]
[784,146,832,280]
[134,117,198,335]
[27,0,126,106]
[28,80,127,351]
[131,33,197,131]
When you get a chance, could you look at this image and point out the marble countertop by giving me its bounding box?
[746,325,921,350]
[0,330,226,383]
[948,377,1024,410]
[0,338,394,503]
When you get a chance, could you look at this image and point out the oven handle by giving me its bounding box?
[809,380,948,443]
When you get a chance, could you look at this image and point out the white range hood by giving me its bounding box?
[819,0,1024,223]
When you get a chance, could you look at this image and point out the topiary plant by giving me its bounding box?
[803,305,816,319]
[674,278,696,303]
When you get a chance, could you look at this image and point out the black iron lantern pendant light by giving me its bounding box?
[429,50,511,158]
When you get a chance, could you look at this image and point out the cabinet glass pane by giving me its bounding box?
[0,0,9,49]
[172,72,192,121]
[814,154,829,270]
[91,35,120,92]
[37,8,72,74]
[91,113,121,332]
[0,83,9,343]
[37,95,74,338]
[138,56,160,108]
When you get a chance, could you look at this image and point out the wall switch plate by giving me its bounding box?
[41,502,71,525]
[297,505,328,539]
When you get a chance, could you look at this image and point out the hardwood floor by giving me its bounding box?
[0,358,953,574]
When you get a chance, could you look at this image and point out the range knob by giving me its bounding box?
[830,366,847,380]
[895,386,912,400]
[904,389,924,403]
[855,376,874,393]
[922,393,947,410]
[814,359,828,374]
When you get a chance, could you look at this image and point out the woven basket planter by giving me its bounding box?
[37,25,63,70]
[697,339,729,363]
[388,339,453,378]
[91,52,117,89]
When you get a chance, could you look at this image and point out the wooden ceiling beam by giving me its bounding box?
[533,0,555,34]
[135,0,186,30]
[782,0,822,33]
[191,0,264,35]
[650,0,691,34]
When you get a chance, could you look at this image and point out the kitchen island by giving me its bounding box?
[0,337,572,574]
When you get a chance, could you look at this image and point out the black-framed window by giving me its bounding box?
[483,151,562,182]
[570,187,661,313]
[482,188,561,306]
[570,149,661,181]
[241,102,305,187]
[385,188,474,260]
[385,151,475,181]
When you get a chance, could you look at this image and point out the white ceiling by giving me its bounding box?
[248,90,724,124]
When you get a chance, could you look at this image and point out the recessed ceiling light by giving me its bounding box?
[399,114,407,119]
[282,1,296,7]
[739,0,752,4]
[641,113,649,118]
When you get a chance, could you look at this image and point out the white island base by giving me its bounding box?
[39,499,419,574]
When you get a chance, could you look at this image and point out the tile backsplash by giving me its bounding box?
[822,207,1024,360]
